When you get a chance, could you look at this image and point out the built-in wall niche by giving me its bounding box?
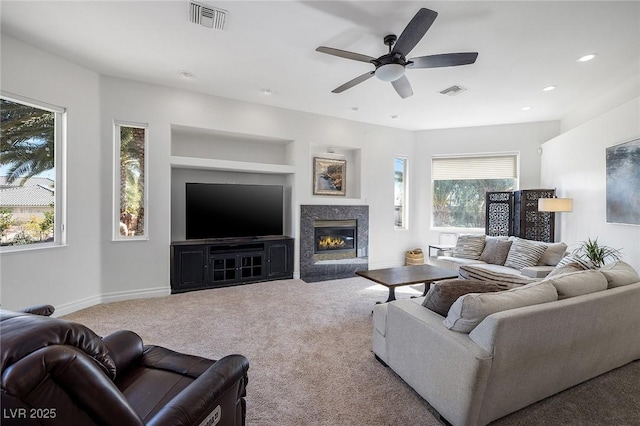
[170,168,293,242]
[311,145,362,199]
[170,125,295,174]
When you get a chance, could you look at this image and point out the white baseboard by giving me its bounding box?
[53,286,171,317]
[54,294,103,317]
[368,261,404,270]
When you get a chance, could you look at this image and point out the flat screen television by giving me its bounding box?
[185,183,284,240]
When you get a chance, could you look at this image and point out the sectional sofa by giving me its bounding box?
[428,235,569,281]
[372,261,640,426]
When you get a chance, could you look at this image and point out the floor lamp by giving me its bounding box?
[538,197,573,242]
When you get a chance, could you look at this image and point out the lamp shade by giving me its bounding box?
[538,197,573,212]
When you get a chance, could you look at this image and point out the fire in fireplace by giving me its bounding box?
[314,219,357,258]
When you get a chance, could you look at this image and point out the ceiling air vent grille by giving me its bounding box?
[189,1,227,30]
[439,85,468,97]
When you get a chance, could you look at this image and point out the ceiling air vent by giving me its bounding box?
[439,85,468,97]
[189,1,227,30]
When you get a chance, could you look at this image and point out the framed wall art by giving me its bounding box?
[313,157,346,196]
[606,137,640,225]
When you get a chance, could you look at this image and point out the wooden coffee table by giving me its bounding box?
[357,264,457,303]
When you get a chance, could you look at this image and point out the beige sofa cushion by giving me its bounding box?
[542,269,607,299]
[538,242,568,266]
[599,261,640,288]
[443,281,558,333]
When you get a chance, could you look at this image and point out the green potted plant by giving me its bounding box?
[572,237,623,268]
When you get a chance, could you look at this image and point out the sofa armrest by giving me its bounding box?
[102,330,145,376]
[521,265,554,278]
[384,300,493,426]
[146,354,249,426]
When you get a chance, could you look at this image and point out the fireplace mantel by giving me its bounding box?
[300,205,369,282]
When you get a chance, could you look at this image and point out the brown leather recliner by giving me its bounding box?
[0,308,249,426]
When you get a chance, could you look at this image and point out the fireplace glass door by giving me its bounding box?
[313,220,357,258]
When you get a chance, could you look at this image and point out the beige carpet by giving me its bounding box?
[64,278,640,425]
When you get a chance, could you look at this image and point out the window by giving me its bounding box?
[114,121,148,240]
[432,154,518,230]
[0,92,65,250]
[394,157,408,229]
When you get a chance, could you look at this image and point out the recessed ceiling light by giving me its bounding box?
[390,115,399,119]
[542,85,557,92]
[178,71,194,79]
[577,53,597,62]
[350,107,359,112]
[261,89,272,95]
[521,106,532,111]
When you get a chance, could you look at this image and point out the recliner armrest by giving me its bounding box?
[102,330,144,376]
[19,304,55,316]
[146,354,249,426]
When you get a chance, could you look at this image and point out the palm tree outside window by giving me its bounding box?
[0,93,65,249]
[114,121,148,240]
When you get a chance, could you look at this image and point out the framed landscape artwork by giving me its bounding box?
[313,157,346,196]
[606,138,640,225]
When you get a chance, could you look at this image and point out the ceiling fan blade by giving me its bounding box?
[332,71,375,93]
[316,46,377,63]
[392,8,438,57]
[407,52,479,69]
[391,75,413,98]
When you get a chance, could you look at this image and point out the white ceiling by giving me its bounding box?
[1,1,639,131]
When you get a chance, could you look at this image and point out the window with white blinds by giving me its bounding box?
[432,154,519,230]
[432,155,518,180]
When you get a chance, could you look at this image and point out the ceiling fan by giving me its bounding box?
[316,8,478,99]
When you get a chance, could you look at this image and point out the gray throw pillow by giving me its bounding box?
[422,279,506,316]
[479,238,513,265]
[452,235,486,260]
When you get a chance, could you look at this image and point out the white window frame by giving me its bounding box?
[0,91,67,253]
[431,152,520,233]
[113,120,149,241]
[394,156,409,230]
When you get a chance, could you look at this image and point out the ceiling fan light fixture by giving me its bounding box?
[375,63,405,82]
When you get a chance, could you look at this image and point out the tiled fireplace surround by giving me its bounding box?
[300,205,369,282]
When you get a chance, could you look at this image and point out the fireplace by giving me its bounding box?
[314,220,357,258]
[300,205,368,282]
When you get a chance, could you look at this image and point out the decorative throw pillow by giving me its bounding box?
[504,238,547,270]
[556,253,594,270]
[479,238,513,265]
[443,281,558,333]
[422,279,506,316]
[458,264,537,285]
[543,269,607,299]
[599,261,640,288]
[546,261,588,278]
[452,235,486,260]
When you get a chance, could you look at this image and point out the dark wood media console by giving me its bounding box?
[170,236,294,293]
